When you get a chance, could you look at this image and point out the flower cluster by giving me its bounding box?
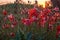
[2,9,18,37]
[21,7,60,26]
[21,7,60,38]
[1,6,60,39]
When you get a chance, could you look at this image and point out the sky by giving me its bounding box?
[0,0,50,5]
[0,0,15,3]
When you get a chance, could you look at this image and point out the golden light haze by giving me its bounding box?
[0,0,15,5]
[0,0,50,6]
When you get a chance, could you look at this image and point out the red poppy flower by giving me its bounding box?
[56,31,60,38]
[57,25,60,32]
[5,24,10,28]
[56,32,59,38]
[21,18,26,24]
[8,14,14,22]
[48,24,53,31]
[38,14,47,28]
[29,16,38,22]
[3,10,7,16]
[29,17,34,22]
[3,17,7,22]
[43,8,51,15]
[49,16,56,25]
[38,18,46,28]
[53,7,59,11]
[12,20,17,26]
[2,25,5,29]
[56,25,60,38]
[40,20,46,28]
[21,18,31,26]
[10,32,15,37]
[2,24,10,29]
[28,8,38,18]
[25,19,31,26]
[55,12,60,17]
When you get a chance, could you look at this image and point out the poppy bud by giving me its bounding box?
[5,24,10,28]
[10,32,15,37]
[11,24,15,28]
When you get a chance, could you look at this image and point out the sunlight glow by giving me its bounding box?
[23,0,50,8]
[0,0,50,7]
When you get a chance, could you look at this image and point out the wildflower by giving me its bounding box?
[2,24,10,29]
[56,25,60,38]
[11,24,15,28]
[3,17,7,22]
[55,12,60,17]
[5,24,10,28]
[29,16,38,22]
[28,8,38,18]
[53,7,59,11]
[3,9,7,16]
[2,25,5,29]
[10,32,15,37]
[21,18,31,26]
[8,14,14,22]
[48,24,53,31]
[43,8,51,15]
[12,20,17,26]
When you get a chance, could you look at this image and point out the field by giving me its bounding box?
[0,3,60,40]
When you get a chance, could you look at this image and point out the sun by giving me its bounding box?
[27,0,50,8]
[37,0,50,8]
